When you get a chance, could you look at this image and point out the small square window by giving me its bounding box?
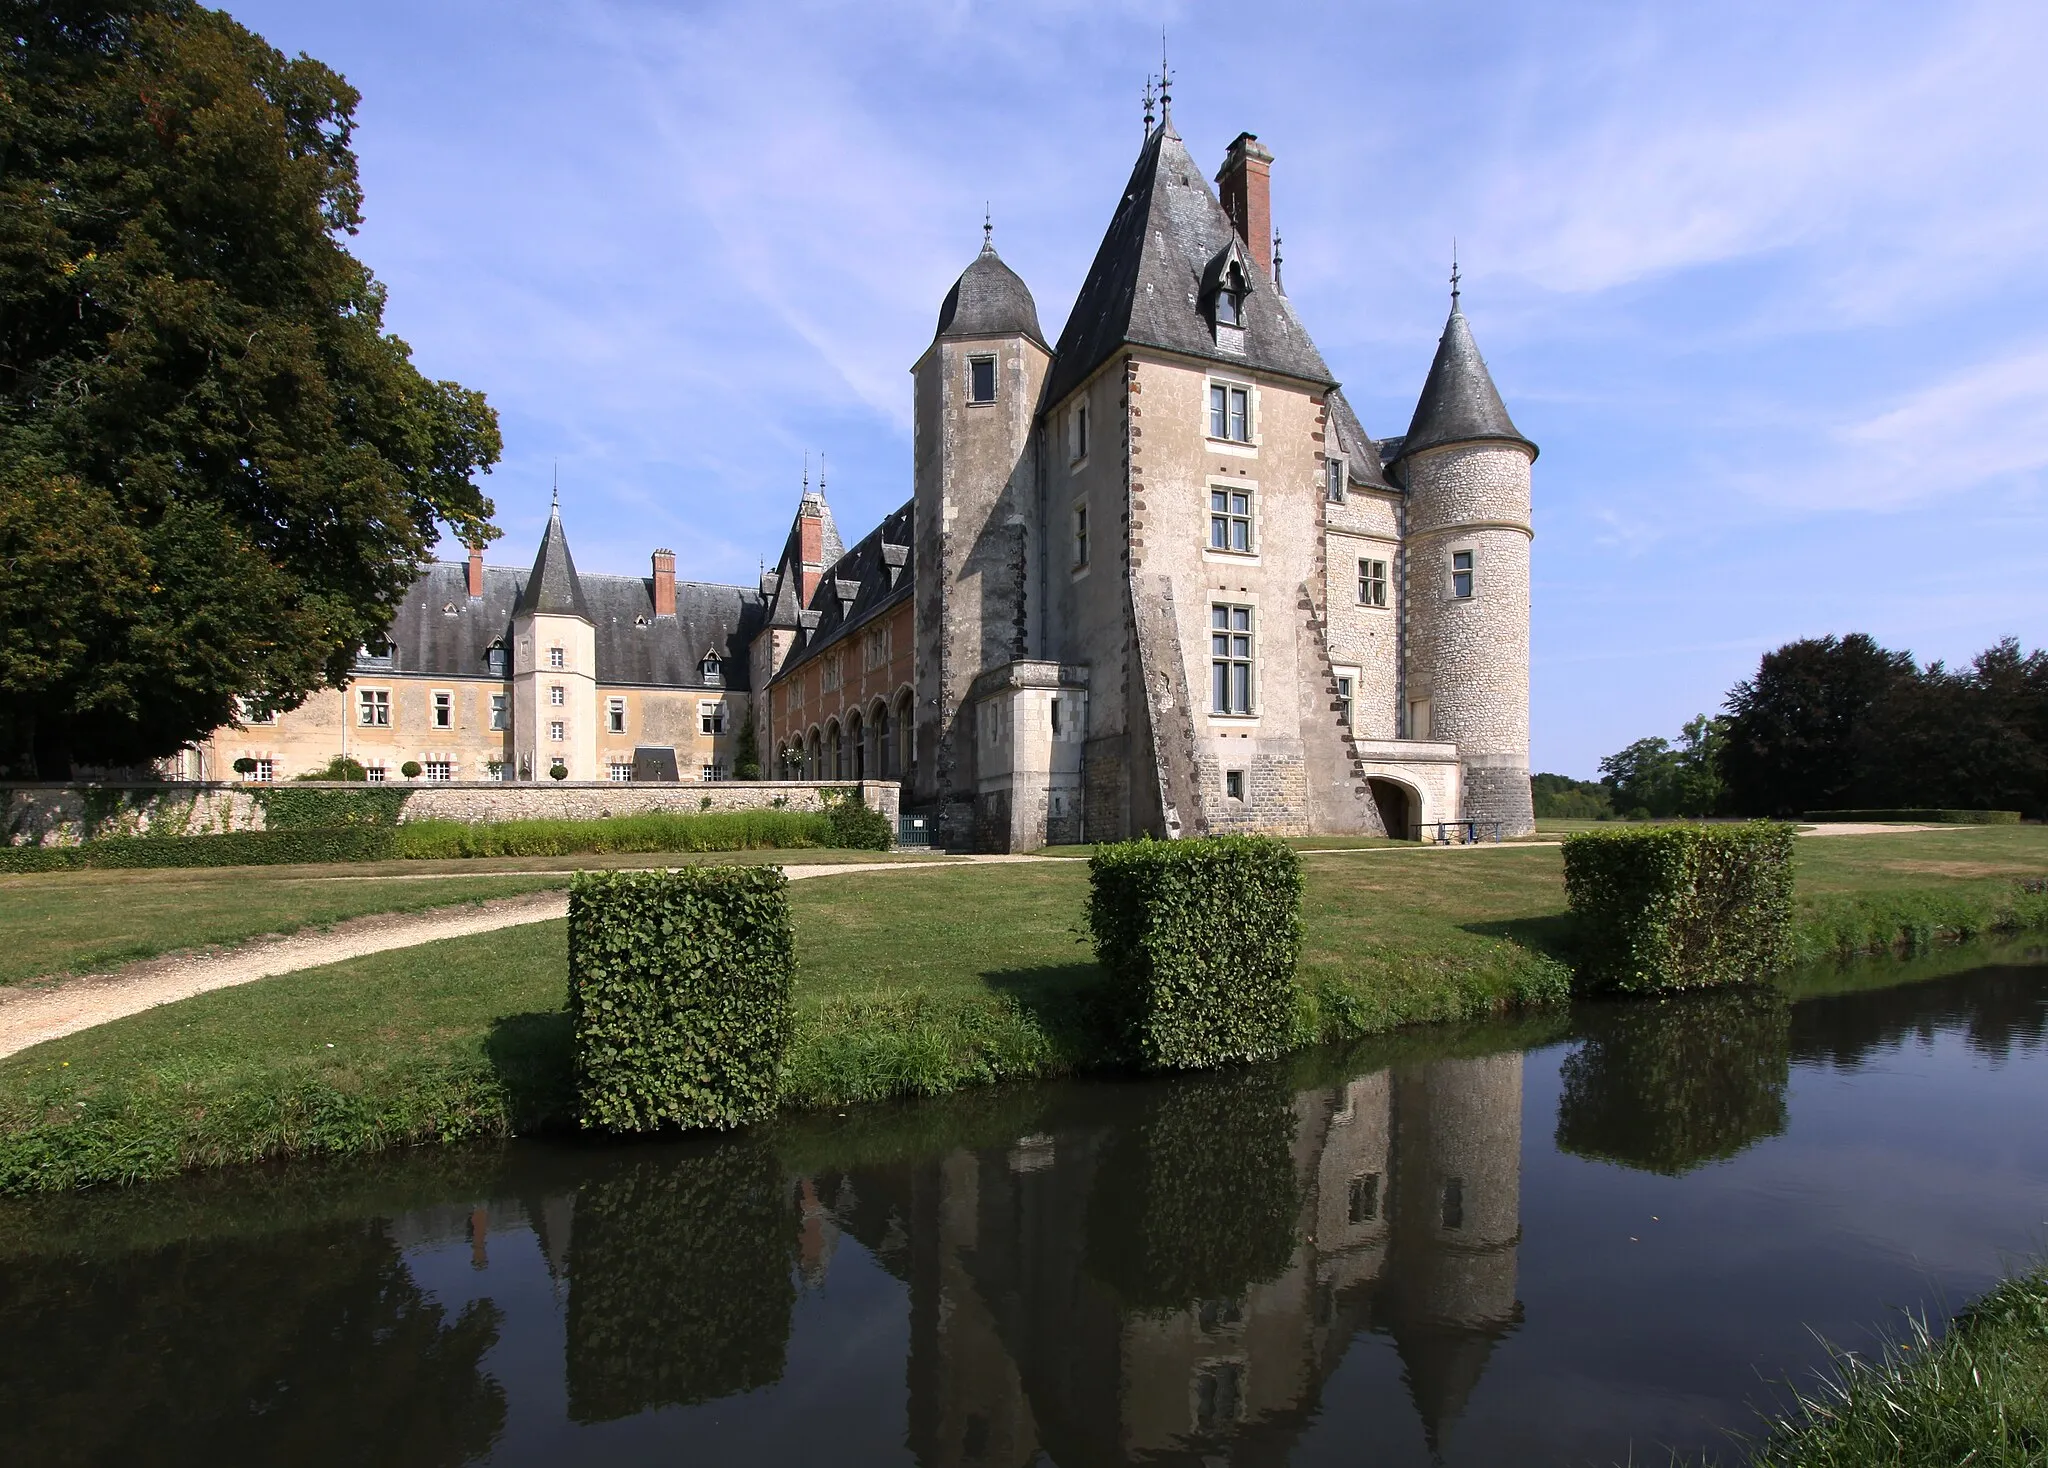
[607,698,626,735]
[423,759,453,783]
[1326,458,1346,503]
[548,720,565,742]
[1072,503,1089,568]
[1348,1172,1381,1224]
[1209,383,1251,442]
[251,757,275,782]
[484,760,504,782]
[1335,675,1354,727]
[607,761,633,783]
[365,764,387,783]
[1224,769,1245,800]
[1452,550,1474,600]
[1358,558,1388,608]
[549,684,565,708]
[700,701,727,736]
[701,761,727,782]
[357,688,390,727]
[432,691,452,729]
[548,646,565,670]
[967,355,997,405]
[489,694,508,731]
[1208,490,1252,554]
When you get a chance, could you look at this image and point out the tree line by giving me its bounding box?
[1536,634,2048,821]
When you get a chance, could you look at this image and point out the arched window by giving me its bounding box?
[825,720,842,780]
[896,690,915,776]
[875,701,893,778]
[847,711,865,780]
[807,728,822,779]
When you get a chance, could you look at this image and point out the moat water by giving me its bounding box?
[3,955,2046,1467]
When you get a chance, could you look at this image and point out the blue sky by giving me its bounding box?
[229,0,2048,778]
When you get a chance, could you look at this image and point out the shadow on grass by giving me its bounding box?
[979,961,1116,1049]
[485,1010,575,1131]
[1461,912,1581,967]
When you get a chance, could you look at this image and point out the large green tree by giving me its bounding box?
[1719,633,1915,816]
[0,2,501,776]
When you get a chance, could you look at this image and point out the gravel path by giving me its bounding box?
[0,854,1056,1061]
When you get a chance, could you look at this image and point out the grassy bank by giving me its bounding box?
[1744,1265,2048,1467]
[0,846,931,989]
[2,829,2044,1193]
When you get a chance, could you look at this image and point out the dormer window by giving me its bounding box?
[485,640,507,676]
[700,653,723,685]
[1215,263,1245,327]
[358,638,394,669]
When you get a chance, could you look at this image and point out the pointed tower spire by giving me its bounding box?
[517,488,590,618]
[1391,288,1536,465]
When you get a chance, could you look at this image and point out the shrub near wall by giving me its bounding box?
[1563,822,1796,993]
[1802,808,2023,825]
[568,867,795,1133]
[1087,836,1304,1071]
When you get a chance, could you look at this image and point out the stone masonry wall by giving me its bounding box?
[6,780,900,845]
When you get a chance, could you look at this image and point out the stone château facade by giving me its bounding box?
[198,106,1536,848]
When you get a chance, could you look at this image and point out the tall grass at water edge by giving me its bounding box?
[1740,1265,2048,1468]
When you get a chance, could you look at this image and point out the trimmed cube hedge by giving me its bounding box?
[1562,822,1796,992]
[1087,835,1304,1070]
[568,866,795,1132]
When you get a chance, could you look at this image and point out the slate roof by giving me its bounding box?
[1326,387,1397,492]
[777,498,915,677]
[935,242,1047,349]
[373,562,764,691]
[1390,308,1536,465]
[763,486,846,630]
[516,504,592,619]
[1041,120,1337,410]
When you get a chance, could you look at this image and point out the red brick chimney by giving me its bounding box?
[466,543,484,599]
[797,509,825,604]
[1216,132,1275,279]
[651,548,676,616]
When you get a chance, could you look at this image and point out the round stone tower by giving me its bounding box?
[1390,303,1537,837]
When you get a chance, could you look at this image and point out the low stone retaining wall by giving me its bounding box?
[4,780,900,846]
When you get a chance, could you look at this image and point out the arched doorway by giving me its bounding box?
[807,728,822,780]
[847,711,865,780]
[1368,778,1417,840]
[825,720,842,779]
[872,701,892,778]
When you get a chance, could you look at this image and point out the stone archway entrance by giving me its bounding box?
[1368,778,1417,840]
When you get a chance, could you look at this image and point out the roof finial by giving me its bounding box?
[1158,30,1172,119]
[982,203,992,253]
[1450,240,1462,312]
[818,450,826,497]
[551,461,559,514]
[1273,231,1284,293]
[802,449,810,495]
[1142,75,1156,134]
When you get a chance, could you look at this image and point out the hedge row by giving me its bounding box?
[0,809,856,872]
[1087,835,1304,1070]
[1563,822,1797,992]
[1802,808,2022,825]
[252,786,411,829]
[568,867,795,1133]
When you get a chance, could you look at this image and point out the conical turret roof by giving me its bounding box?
[1392,308,1536,465]
[935,241,1046,349]
[516,499,592,620]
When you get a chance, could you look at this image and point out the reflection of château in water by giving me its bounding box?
[825,1053,1523,1465]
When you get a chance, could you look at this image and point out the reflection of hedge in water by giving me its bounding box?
[565,1144,797,1421]
[1555,987,1792,1175]
[1084,1070,1302,1312]
[0,1221,503,1464]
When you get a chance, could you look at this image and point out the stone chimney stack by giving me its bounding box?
[651,548,676,616]
[466,543,485,599]
[1216,132,1275,279]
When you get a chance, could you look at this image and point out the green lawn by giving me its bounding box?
[0,846,955,988]
[2,827,2044,1192]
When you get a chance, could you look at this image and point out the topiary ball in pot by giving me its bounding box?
[231,757,258,776]
[400,760,423,779]
[550,761,570,781]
